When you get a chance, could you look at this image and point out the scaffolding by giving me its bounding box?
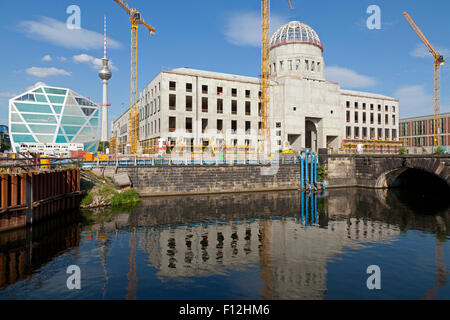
[341,138,407,154]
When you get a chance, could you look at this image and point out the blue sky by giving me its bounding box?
[0,0,449,128]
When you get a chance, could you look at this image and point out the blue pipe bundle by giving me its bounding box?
[297,151,326,192]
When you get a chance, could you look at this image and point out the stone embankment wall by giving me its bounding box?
[88,154,449,196]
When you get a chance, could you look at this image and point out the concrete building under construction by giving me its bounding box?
[112,21,401,154]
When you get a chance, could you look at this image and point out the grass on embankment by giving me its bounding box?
[80,170,141,208]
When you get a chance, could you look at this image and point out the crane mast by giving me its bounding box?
[113,0,156,154]
[403,12,446,147]
[261,0,271,155]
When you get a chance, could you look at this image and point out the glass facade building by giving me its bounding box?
[9,85,100,152]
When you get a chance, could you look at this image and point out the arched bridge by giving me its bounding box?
[319,154,450,189]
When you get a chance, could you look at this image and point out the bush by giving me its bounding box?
[435,146,446,155]
[81,193,93,206]
[399,148,406,155]
[111,188,141,208]
[317,165,328,182]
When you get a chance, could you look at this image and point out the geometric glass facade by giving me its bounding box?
[9,86,100,152]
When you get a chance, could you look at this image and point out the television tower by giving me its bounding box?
[98,15,112,143]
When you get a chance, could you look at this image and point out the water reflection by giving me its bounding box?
[0,212,81,290]
[0,188,448,299]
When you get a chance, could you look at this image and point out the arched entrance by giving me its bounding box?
[305,120,317,152]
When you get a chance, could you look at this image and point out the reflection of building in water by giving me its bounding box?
[137,193,401,299]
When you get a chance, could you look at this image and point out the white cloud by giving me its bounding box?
[393,85,433,117]
[0,92,17,98]
[325,66,377,88]
[19,16,121,50]
[58,56,67,62]
[26,67,71,78]
[73,54,117,71]
[410,43,450,58]
[224,11,288,47]
[27,81,47,91]
[41,54,52,62]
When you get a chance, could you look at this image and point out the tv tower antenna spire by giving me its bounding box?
[99,15,112,143]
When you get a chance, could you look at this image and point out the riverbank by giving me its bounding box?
[80,170,141,209]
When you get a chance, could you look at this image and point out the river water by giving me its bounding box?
[0,188,448,300]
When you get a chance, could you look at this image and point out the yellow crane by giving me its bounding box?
[288,0,294,11]
[260,0,271,155]
[113,0,156,154]
[403,12,446,147]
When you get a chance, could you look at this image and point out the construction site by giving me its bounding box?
[107,0,418,158]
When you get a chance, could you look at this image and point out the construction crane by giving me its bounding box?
[288,0,294,11]
[403,12,446,147]
[260,0,271,155]
[113,0,156,154]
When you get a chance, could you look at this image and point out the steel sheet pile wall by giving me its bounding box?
[0,169,81,232]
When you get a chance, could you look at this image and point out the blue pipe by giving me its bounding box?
[300,191,304,225]
[314,193,318,225]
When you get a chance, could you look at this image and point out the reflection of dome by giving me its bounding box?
[270,21,323,51]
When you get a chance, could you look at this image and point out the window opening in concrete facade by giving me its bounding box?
[245,101,251,115]
[202,97,208,112]
[232,100,237,115]
[217,99,223,114]
[232,88,237,97]
[202,85,208,94]
[186,96,192,111]
[169,94,176,110]
[169,117,176,132]
[186,83,192,93]
[245,90,251,98]
[169,81,176,91]
[217,87,223,95]
[202,119,208,133]
[217,119,223,133]
[231,120,237,133]
[245,121,251,134]
[186,118,192,133]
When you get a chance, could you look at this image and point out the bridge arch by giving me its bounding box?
[375,157,449,190]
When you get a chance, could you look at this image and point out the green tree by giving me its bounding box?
[98,141,110,153]
[435,146,446,155]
